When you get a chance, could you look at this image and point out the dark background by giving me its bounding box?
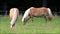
[0,0,60,15]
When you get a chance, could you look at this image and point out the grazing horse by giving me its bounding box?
[9,8,19,29]
[22,7,53,25]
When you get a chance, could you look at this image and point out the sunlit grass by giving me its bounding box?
[0,16,60,34]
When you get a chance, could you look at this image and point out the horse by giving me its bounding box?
[22,7,53,25]
[9,8,19,29]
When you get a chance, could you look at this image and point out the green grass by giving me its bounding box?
[0,16,60,34]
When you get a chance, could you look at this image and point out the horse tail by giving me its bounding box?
[10,8,18,28]
[47,8,53,17]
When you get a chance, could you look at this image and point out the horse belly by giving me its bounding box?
[33,12,43,16]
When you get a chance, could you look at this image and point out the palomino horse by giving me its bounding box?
[22,7,53,25]
[9,8,19,29]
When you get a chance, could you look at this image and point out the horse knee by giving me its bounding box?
[47,16,52,21]
[49,17,52,21]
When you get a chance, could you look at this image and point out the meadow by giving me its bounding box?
[0,15,60,34]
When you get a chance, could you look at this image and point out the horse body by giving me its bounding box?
[9,8,19,29]
[29,7,53,22]
[30,7,48,16]
[22,7,53,24]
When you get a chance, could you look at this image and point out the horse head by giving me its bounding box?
[22,16,30,25]
[22,7,34,25]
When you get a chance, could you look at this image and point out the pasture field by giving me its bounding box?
[0,15,60,34]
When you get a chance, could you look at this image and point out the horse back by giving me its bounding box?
[29,7,48,16]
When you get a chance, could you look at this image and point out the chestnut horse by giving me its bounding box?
[22,7,53,25]
[9,8,19,29]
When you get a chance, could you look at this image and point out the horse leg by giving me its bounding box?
[44,16,47,22]
[47,16,51,21]
[29,15,34,23]
[31,16,34,23]
[45,16,51,23]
